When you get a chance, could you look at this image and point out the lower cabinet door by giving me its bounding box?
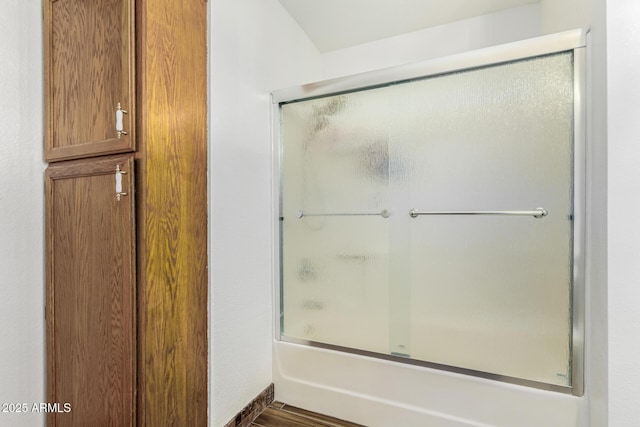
[46,154,136,426]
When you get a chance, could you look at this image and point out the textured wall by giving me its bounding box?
[607,0,640,425]
[0,1,45,426]
[208,1,322,426]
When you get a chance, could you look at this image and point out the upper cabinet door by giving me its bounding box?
[44,0,135,162]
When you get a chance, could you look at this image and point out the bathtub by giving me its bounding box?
[274,340,581,426]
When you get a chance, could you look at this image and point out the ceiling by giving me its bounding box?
[278,0,540,52]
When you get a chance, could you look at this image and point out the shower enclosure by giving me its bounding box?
[273,30,585,394]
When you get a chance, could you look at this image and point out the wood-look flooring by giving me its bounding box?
[251,402,365,427]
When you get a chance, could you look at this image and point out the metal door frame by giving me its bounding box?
[271,29,586,395]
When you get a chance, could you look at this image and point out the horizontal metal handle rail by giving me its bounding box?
[409,207,548,219]
[296,209,390,219]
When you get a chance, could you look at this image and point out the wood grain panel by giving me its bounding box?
[44,0,135,162]
[46,154,136,426]
[136,0,208,425]
[252,403,364,427]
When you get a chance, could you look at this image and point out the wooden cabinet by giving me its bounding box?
[44,1,208,425]
[44,0,135,162]
[46,155,136,426]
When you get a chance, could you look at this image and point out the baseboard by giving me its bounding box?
[223,384,275,427]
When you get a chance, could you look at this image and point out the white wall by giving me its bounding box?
[606,1,640,425]
[208,1,322,425]
[322,4,541,79]
[0,1,46,427]
[323,3,540,78]
[582,0,608,425]
[541,0,592,35]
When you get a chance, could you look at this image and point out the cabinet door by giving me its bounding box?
[46,154,136,426]
[44,0,135,162]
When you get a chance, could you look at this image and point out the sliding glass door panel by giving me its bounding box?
[404,53,574,386]
[280,93,392,354]
[278,48,578,389]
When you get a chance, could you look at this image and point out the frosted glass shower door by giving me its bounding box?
[401,52,574,386]
[279,49,578,389]
[280,94,392,354]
